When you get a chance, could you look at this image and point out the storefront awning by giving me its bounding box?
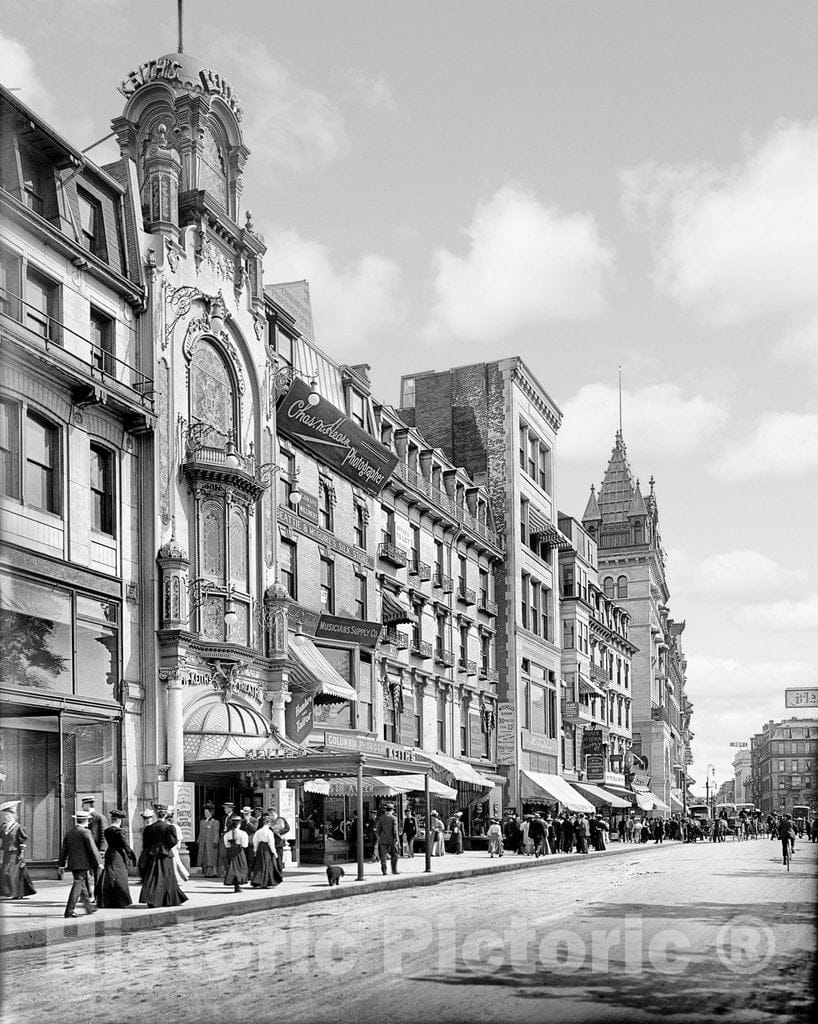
[306,774,458,800]
[669,793,684,810]
[601,781,634,799]
[519,770,595,812]
[424,753,494,789]
[574,781,631,809]
[632,785,670,812]
[578,675,604,697]
[288,636,358,704]
[381,591,414,625]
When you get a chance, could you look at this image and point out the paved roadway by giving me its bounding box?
[2,839,815,1024]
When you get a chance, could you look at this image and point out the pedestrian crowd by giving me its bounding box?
[0,797,292,919]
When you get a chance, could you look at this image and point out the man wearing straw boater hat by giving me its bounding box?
[57,809,101,918]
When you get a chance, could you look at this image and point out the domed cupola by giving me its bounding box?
[112,50,249,229]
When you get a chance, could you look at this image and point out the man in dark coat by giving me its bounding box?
[575,814,590,854]
[81,797,107,899]
[375,803,400,875]
[402,810,418,857]
[58,810,101,917]
[139,804,188,907]
[528,813,547,857]
[561,814,574,853]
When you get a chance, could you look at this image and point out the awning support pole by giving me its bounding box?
[356,760,364,882]
[424,773,432,873]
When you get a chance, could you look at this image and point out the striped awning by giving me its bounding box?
[423,753,494,789]
[382,590,414,625]
[578,675,605,697]
[574,781,631,809]
[304,775,457,799]
[287,636,358,704]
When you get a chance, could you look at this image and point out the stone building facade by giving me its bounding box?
[399,359,565,811]
[0,85,153,861]
[557,514,636,795]
[582,432,693,812]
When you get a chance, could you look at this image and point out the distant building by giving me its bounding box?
[732,748,753,806]
[750,717,818,815]
[583,432,693,813]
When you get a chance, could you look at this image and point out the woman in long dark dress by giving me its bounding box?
[0,801,37,899]
[250,815,283,888]
[139,804,188,907]
[223,815,249,893]
[97,809,136,908]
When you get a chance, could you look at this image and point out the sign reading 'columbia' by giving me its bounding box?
[277,378,398,495]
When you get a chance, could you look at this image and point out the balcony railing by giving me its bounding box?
[433,571,454,593]
[479,666,499,683]
[410,639,433,659]
[457,582,476,605]
[478,594,498,616]
[590,663,610,686]
[1,285,154,416]
[435,647,454,667]
[408,559,432,582]
[391,460,503,549]
[458,658,477,675]
[181,425,266,500]
[378,541,408,568]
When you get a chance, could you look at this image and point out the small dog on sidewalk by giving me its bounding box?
[326,865,345,887]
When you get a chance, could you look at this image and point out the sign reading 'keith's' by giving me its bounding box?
[277,379,398,495]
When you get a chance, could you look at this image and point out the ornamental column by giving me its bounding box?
[161,668,186,783]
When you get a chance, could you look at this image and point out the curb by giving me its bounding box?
[1,841,679,953]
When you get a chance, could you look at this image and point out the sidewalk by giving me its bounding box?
[1,840,677,952]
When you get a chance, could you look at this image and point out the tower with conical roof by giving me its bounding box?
[582,431,691,812]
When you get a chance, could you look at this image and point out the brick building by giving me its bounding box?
[0,85,153,861]
[399,360,594,814]
[750,717,818,815]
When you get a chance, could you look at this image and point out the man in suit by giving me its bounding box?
[528,813,547,857]
[81,797,107,899]
[58,810,101,918]
[375,803,400,875]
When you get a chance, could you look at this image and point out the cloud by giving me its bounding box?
[424,185,615,343]
[670,549,807,599]
[685,653,817,784]
[263,226,404,359]
[711,412,818,481]
[345,70,399,115]
[0,32,53,115]
[206,38,349,174]
[734,594,818,633]
[776,317,818,371]
[559,382,728,466]
[622,122,818,325]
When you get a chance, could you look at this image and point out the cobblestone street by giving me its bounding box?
[2,840,815,1024]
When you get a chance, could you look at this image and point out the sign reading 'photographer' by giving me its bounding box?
[277,379,398,495]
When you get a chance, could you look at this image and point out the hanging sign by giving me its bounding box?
[277,379,397,495]
[496,702,516,765]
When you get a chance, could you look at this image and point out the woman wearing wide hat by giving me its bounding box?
[0,800,36,899]
[223,815,250,893]
[250,815,283,888]
[97,809,136,908]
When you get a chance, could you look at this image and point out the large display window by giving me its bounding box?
[0,571,120,700]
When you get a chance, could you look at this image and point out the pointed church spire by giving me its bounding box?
[628,478,647,517]
[597,431,635,523]
[583,484,601,523]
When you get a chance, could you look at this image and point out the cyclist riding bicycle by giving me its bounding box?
[777,814,796,864]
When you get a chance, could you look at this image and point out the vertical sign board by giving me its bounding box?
[496,702,516,766]
[395,514,412,557]
[400,687,416,748]
[582,728,605,782]
[286,693,315,746]
[158,781,195,841]
[469,715,483,757]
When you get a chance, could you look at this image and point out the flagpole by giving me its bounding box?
[177,0,184,53]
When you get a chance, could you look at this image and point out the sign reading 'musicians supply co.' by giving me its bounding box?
[277,379,398,495]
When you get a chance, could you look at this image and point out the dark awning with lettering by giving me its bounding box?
[287,636,358,704]
[382,591,414,625]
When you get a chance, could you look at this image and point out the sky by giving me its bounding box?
[3,0,817,794]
